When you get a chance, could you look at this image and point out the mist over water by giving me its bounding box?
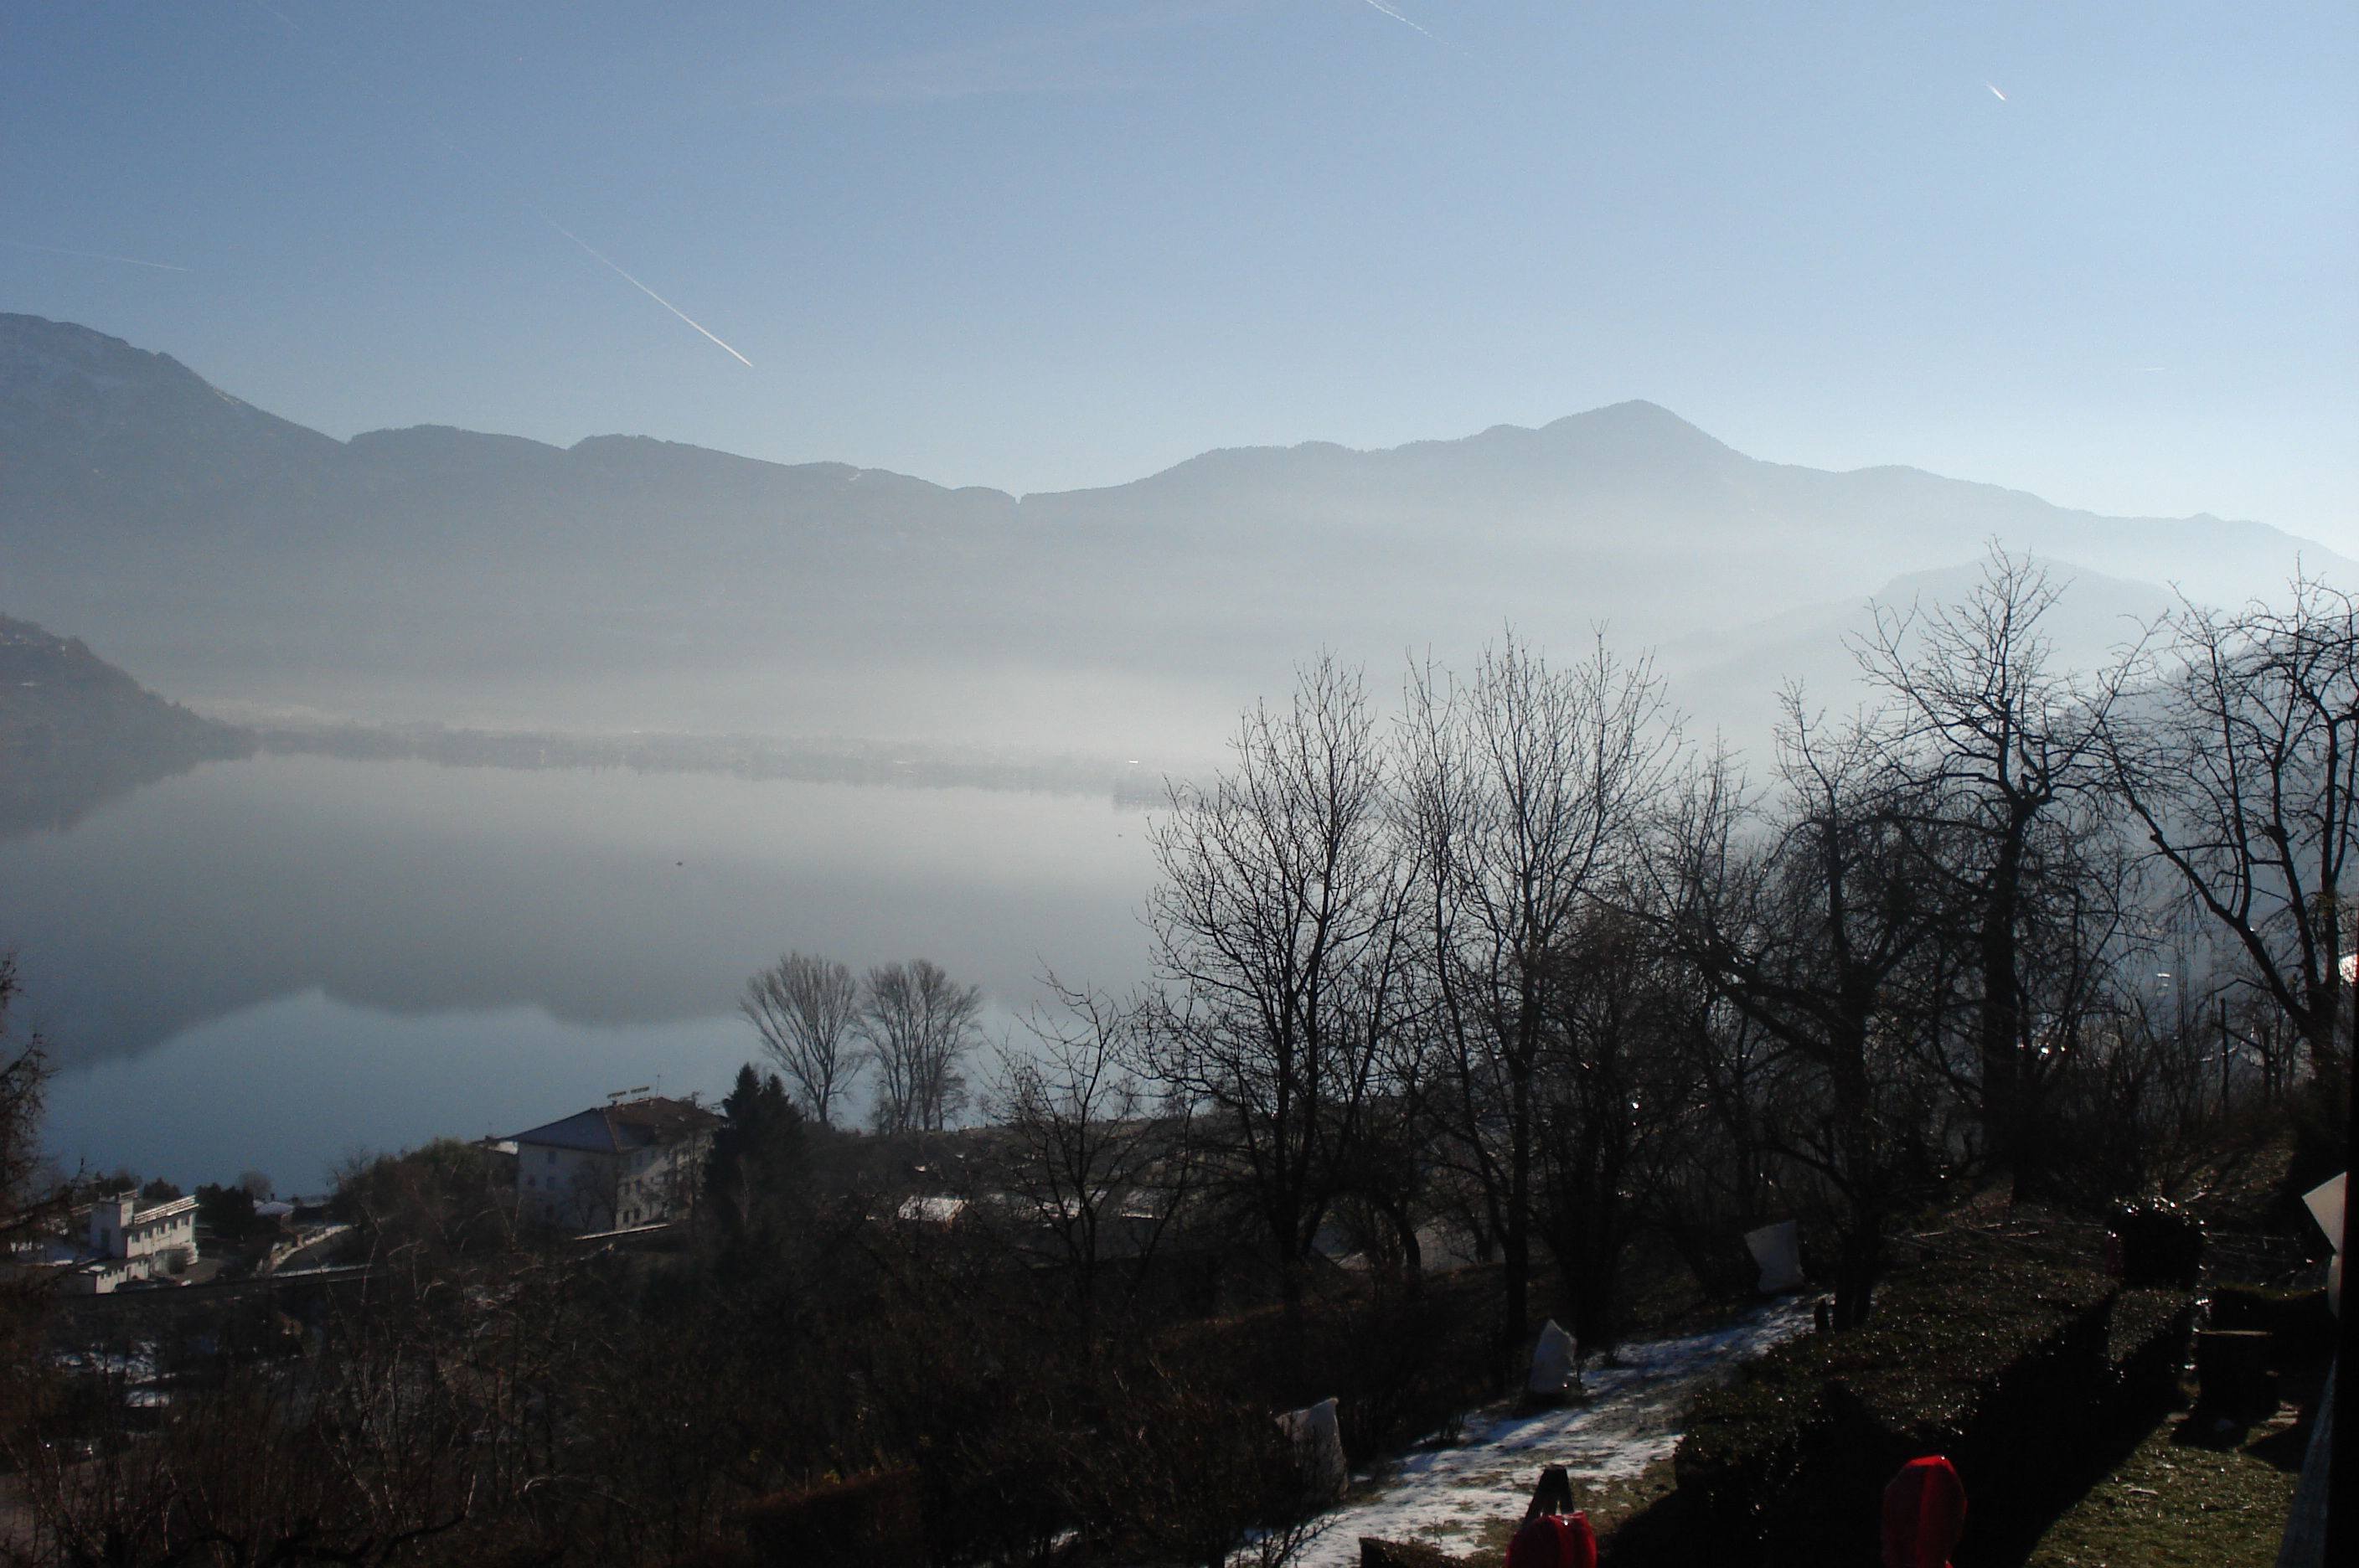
[1,753,1160,1186]
[181,658,1247,772]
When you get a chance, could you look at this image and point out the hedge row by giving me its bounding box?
[1671,1257,2193,1565]
[2205,1282,2336,1371]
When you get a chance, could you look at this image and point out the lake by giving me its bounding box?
[0,754,1161,1191]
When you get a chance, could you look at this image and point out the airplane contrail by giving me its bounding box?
[245,2,753,368]
[1352,0,1453,49]
[1986,82,2006,101]
[5,239,192,272]
[545,221,753,367]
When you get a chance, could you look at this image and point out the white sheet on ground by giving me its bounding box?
[1278,1395,1349,1502]
[1744,1220,1804,1293]
[1527,1318,1577,1396]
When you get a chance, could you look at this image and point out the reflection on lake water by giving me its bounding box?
[44,994,760,1193]
[0,755,1160,1187]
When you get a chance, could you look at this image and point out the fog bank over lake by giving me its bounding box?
[0,754,1159,1186]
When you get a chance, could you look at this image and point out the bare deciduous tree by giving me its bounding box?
[1531,903,1713,1352]
[1401,632,1675,1351]
[863,959,982,1134]
[742,951,866,1125]
[2107,575,2359,1078]
[1145,656,1419,1309]
[0,958,49,1245]
[1853,549,2133,1187]
[2,956,62,1429]
[1654,709,1959,1327]
[994,982,1188,1323]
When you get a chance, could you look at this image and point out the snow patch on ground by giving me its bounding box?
[1296,1297,1816,1565]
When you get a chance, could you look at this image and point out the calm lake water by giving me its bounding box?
[0,755,1160,1190]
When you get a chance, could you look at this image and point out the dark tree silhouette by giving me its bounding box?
[1655,710,1959,1326]
[705,1064,808,1251]
[1145,657,1417,1310]
[742,952,866,1126]
[2108,575,2359,1081]
[1401,633,1673,1354]
[862,959,981,1134]
[1853,549,2133,1189]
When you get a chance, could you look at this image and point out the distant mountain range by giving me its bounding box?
[2,312,2341,756]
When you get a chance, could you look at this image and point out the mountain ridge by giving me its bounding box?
[1,313,2299,538]
[0,311,2341,749]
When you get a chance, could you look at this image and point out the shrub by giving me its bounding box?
[1673,1256,2193,1565]
[194,1181,266,1246]
[2206,1283,2336,1371]
[2111,1197,2204,1288]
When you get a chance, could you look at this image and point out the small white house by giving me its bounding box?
[500,1096,720,1235]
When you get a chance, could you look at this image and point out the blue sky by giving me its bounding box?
[4,1,2352,543]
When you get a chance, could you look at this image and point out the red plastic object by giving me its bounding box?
[1505,1511,1597,1568]
[1881,1454,1967,1568]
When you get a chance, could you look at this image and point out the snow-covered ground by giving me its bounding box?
[1296,1297,1817,1565]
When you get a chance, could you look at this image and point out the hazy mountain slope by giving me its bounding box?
[0,312,2337,748]
[0,613,251,837]
[1027,403,2318,643]
[0,314,354,605]
[1659,559,2177,758]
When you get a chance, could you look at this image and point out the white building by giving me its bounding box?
[61,1194,199,1292]
[499,1096,720,1235]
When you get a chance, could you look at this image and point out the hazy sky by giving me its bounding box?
[4,2,2352,543]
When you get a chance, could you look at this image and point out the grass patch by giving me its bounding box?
[2020,1406,2303,1568]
